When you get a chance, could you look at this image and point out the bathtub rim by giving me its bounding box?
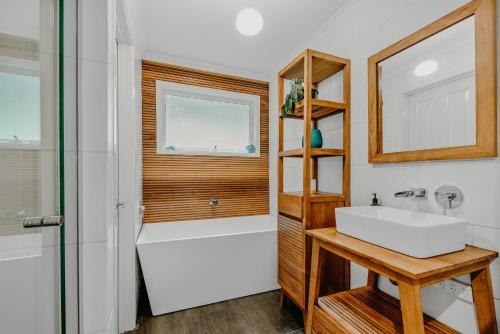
[136,214,277,245]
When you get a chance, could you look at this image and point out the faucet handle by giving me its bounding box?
[208,198,219,207]
[435,185,463,215]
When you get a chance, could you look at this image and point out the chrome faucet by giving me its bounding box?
[208,198,219,207]
[435,185,463,215]
[394,190,414,198]
[394,187,428,199]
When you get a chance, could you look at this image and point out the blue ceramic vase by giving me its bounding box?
[245,144,256,153]
[302,128,323,148]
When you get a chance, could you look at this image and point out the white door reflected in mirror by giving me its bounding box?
[378,16,476,153]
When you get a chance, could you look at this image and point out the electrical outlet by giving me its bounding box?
[438,280,474,303]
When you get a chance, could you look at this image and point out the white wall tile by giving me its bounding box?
[417,160,500,229]
[350,263,368,289]
[472,226,500,299]
[65,244,79,334]
[351,81,369,124]
[351,122,368,165]
[421,285,478,334]
[81,242,109,334]
[81,0,109,63]
[496,299,500,330]
[380,0,469,48]
[81,152,108,243]
[351,163,419,209]
[81,60,109,152]
[318,157,343,193]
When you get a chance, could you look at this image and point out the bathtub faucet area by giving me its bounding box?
[208,198,219,207]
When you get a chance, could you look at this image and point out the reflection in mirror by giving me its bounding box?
[379,16,475,153]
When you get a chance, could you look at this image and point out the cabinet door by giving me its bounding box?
[278,214,305,308]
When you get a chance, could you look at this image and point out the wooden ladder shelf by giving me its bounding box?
[277,49,351,320]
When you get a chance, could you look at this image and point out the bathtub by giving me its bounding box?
[136,215,279,315]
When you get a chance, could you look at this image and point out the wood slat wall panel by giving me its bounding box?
[142,60,269,223]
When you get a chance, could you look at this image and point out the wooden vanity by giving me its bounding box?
[305,228,498,334]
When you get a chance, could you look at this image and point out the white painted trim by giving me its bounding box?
[116,0,132,44]
[117,44,138,333]
[403,69,475,96]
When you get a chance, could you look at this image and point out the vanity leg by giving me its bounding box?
[305,239,324,334]
[399,281,424,334]
[471,266,498,334]
[367,270,379,289]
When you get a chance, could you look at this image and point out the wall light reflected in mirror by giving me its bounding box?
[414,59,439,77]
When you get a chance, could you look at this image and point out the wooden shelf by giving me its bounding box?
[279,49,348,84]
[314,287,459,333]
[279,191,346,221]
[287,99,346,120]
[279,148,345,158]
[279,191,345,203]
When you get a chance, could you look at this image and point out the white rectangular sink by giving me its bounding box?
[335,206,467,258]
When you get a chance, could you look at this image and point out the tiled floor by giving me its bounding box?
[128,290,304,334]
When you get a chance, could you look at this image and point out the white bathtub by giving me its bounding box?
[136,215,279,315]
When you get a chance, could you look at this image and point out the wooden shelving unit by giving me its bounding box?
[277,49,351,320]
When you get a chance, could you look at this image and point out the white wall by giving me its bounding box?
[273,0,500,332]
[79,0,117,333]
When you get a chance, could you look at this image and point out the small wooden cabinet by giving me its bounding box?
[277,49,351,318]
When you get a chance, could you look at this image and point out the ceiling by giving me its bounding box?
[125,0,348,75]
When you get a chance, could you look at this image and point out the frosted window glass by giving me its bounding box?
[164,95,251,153]
[0,72,40,143]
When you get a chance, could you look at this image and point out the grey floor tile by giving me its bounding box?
[128,290,304,334]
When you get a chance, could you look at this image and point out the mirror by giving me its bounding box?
[380,17,475,153]
[368,0,496,163]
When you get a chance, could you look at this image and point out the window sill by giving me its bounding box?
[156,149,260,158]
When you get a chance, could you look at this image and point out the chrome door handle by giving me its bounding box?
[116,201,126,209]
[23,215,64,228]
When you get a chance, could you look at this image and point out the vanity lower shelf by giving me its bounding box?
[313,286,459,334]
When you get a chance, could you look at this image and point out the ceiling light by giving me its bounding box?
[236,8,263,36]
[414,60,438,77]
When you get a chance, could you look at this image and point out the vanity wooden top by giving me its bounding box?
[306,228,498,283]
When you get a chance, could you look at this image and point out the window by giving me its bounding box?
[0,71,41,147]
[156,81,260,157]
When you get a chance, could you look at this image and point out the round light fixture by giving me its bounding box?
[414,60,438,77]
[236,8,263,36]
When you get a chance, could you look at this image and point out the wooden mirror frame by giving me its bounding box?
[368,0,497,163]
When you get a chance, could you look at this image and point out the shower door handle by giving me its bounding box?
[23,215,64,228]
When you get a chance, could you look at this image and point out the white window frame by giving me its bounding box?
[156,80,260,157]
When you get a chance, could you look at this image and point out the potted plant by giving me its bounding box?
[280,78,318,118]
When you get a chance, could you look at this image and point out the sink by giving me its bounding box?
[335,206,467,258]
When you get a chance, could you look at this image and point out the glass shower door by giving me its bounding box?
[0,1,64,333]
